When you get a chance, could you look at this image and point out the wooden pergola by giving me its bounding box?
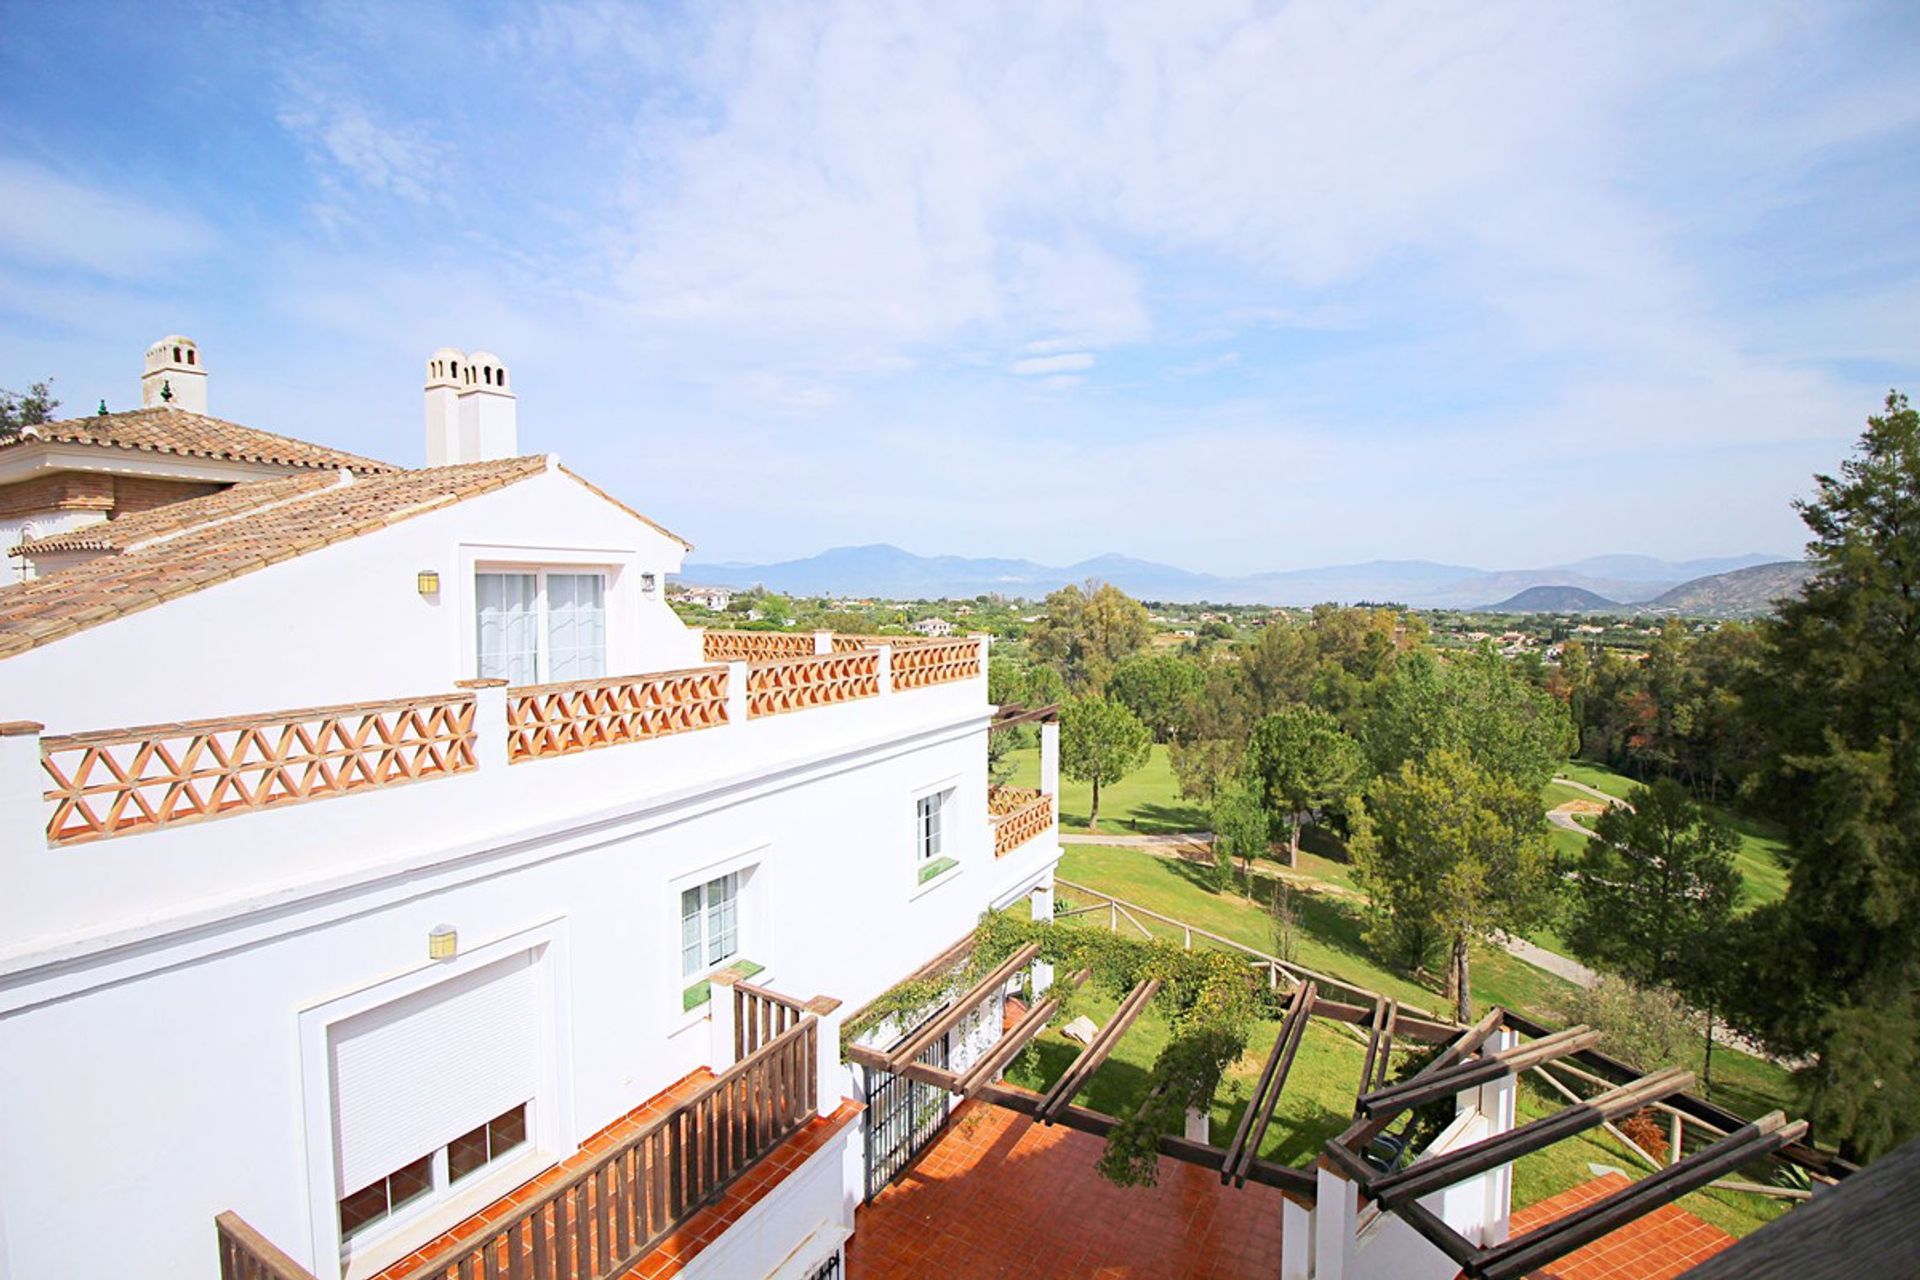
[844,938,1854,1264]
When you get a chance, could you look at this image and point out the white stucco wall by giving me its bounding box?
[0,675,1059,1280]
[0,464,694,730]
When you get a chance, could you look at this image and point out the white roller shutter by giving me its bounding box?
[331,951,539,1192]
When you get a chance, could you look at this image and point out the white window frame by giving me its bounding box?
[680,871,741,979]
[669,849,767,1027]
[296,921,574,1280]
[473,564,612,685]
[908,776,963,895]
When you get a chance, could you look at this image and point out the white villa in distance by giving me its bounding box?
[0,339,1064,1280]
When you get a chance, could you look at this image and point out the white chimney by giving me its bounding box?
[424,346,518,464]
[142,335,207,413]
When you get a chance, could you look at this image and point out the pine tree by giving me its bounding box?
[1740,390,1920,1161]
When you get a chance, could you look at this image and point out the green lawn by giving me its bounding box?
[1056,843,1576,1023]
[1002,743,1204,834]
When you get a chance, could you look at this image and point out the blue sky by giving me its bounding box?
[2,1,1917,573]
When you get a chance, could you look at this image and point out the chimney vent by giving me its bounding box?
[424,346,517,465]
[142,335,206,413]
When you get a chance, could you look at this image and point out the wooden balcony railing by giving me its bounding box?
[745,651,880,717]
[889,637,982,691]
[701,630,817,662]
[991,788,1054,857]
[508,667,729,762]
[41,694,476,846]
[215,1212,318,1280]
[734,980,807,1058]
[396,1017,819,1280]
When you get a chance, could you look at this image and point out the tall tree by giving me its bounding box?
[1027,582,1151,690]
[1565,780,1741,989]
[1353,750,1555,1021]
[1243,706,1366,866]
[0,379,59,442]
[1060,695,1151,832]
[1739,390,1920,1161]
[1106,653,1204,743]
[1168,664,1255,805]
[1364,647,1573,791]
[1209,781,1268,892]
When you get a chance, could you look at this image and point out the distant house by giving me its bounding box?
[912,617,954,637]
[676,585,733,611]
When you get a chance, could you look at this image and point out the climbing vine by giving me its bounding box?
[851,909,1278,1188]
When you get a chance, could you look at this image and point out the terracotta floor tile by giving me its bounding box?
[849,1101,1284,1280]
[1503,1172,1736,1280]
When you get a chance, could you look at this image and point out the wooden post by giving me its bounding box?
[709,966,743,1070]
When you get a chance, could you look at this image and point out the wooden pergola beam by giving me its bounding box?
[1312,996,1453,1045]
[1471,1112,1809,1280]
[976,1080,1321,1200]
[1037,977,1161,1122]
[1337,1007,1504,1151]
[989,702,1062,730]
[1223,981,1317,1187]
[1500,1008,1855,1181]
[955,969,1091,1098]
[1356,1025,1601,1119]
[885,942,1040,1070]
[1370,1066,1694,1207]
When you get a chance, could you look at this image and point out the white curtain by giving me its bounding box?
[546,573,607,681]
[475,573,538,685]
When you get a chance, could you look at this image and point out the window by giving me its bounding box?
[916,791,949,863]
[475,569,607,684]
[339,1104,527,1239]
[448,1104,529,1184]
[680,873,740,979]
[338,1153,433,1239]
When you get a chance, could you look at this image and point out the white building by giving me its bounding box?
[0,340,1062,1280]
[674,585,734,611]
[910,617,953,638]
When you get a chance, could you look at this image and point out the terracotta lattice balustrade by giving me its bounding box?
[745,651,881,717]
[991,790,1053,857]
[987,784,1043,816]
[888,638,981,690]
[507,667,730,762]
[40,694,476,845]
[700,630,817,662]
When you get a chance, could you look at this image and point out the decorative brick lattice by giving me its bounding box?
[701,630,818,663]
[41,695,476,845]
[746,651,880,717]
[988,784,1044,816]
[890,638,982,690]
[992,791,1054,857]
[508,667,730,762]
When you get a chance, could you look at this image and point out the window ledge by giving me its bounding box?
[910,858,961,900]
[683,958,765,1013]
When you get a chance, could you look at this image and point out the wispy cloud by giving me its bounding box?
[1011,353,1096,376]
[0,158,213,279]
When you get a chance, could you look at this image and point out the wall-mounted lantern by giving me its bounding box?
[417,569,441,597]
[428,924,458,961]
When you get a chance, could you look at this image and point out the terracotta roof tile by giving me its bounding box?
[14,471,347,556]
[7,406,398,473]
[0,456,547,659]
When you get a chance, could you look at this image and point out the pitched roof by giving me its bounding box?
[14,471,345,556]
[6,407,398,474]
[0,456,548,659]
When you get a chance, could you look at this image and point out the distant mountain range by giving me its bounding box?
[682,544,1805,613]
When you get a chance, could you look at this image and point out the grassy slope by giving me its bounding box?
[1001,743,1205,834]
[1556,760,1790,909]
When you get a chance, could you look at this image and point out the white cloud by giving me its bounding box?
[278,76,448,209]
[0,158,213,279]
[1011,352,1095,376]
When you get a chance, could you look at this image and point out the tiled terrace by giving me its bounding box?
[368,1070,861,1280]
[1504,1172,1736,1280]
[848,1100,1285,1280]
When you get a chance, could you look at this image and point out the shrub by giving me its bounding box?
[1562,974,1700,1072]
